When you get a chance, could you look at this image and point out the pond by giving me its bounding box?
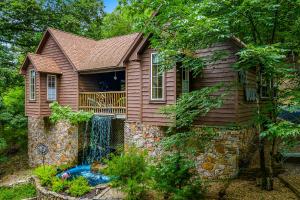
[57,165,110,186]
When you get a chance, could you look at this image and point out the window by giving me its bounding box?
[151,53,164,100]
[47,75,57,101]
[182,68,189,93]
[29,70,36,101]
[260,74,270,98]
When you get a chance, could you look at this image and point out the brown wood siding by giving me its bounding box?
[126,61,142,122]
[25,65,40,116]
[140,48,176,126]
[237,69,257,124]
[127,42,256,127]
[191,42,239,126]
[39,36,78,116]
[79,74,101,92]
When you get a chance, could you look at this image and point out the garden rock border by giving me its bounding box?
[33,176,123,200]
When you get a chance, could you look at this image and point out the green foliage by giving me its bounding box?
[152,153,205,200]
[34,165,57,186]
[101,4,135,38]
[261,120,300,139]
[67,177,91,197]
[103,147,149,200]
[0,0,105,157]
[49,102,93,125]
[0,137,7,152]
[235,45,292,79]
[161,129,216,155]
[0,184,36,200]
[161,85,225,131]
[0,137,8,162]
[51,177,68,193]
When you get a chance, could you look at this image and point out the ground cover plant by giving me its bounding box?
[34,165,91,197]
[0,184,36,200]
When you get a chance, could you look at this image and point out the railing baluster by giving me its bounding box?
[79,91,126,115]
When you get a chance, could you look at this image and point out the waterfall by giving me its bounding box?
[82,115,112,164]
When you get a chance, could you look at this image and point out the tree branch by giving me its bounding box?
[271,0,280,44]
[246,11,263,44]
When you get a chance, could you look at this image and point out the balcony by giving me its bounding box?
[79,91,126,116]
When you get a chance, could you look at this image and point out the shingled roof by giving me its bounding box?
[21,53,62,75]
[21,28,142,74]
[46,28,141,72]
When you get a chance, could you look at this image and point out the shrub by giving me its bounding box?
[0,183,36,200]
[0,137,7,162]
[49,102,92,125]
[34,165,57,186]
[103,147,150,200]
[67,177,91,197]
[51,177,68,193]
[152,153,205,200]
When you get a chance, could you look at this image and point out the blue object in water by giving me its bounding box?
[57,165,110,186]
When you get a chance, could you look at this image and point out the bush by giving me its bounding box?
[67,177,91,197]
[51,177,68,193]
[103,147,150,200]
[152,153,205,200]
[34,166,57,186]
[49,102,92,125]
[0,183,36,200]
[0,137,7,162]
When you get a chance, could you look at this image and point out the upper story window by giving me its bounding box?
[151,53,164,101]
[260,74,270,99]
[47,74,57,101]
[29,70,36,101]
[182,68,190,93]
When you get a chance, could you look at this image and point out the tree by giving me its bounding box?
[0,0,105,154]
[101,2,135,38]
[123,0,300,190]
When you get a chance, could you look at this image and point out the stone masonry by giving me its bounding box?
[124,121,257,179]
[28,117,78,167]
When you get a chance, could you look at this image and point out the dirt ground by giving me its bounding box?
[0,151,32,186]
[224,178,298,200]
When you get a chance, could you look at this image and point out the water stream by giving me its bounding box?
[82,115,112,164]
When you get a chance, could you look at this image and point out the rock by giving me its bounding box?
[92,162,107,172]
[202,162,214,171]
[215,143,225,154]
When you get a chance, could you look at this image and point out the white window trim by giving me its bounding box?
[29,69,36,101]
[150,53,165,101]
[47,74,57,101]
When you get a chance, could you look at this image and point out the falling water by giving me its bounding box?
[82,115,112,164]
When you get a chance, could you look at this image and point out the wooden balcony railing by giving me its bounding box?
[79,91,126,115]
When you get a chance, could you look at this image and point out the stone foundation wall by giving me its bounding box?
[124,122,163,157]
[124,121,257,179]
[28,117,78,167]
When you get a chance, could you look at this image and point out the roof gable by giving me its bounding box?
[42,28,141,72]
[20,53,62,75]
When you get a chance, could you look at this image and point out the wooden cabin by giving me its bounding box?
[21,28,258,127]
[22,28,265,175]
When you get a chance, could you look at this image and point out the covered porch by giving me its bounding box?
[78,70,126,116]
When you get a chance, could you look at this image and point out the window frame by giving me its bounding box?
[29,69,36,101]
[182,67,190,94]
[47,74,57,101]
[150,53,165,101]
[260,73,271,99]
